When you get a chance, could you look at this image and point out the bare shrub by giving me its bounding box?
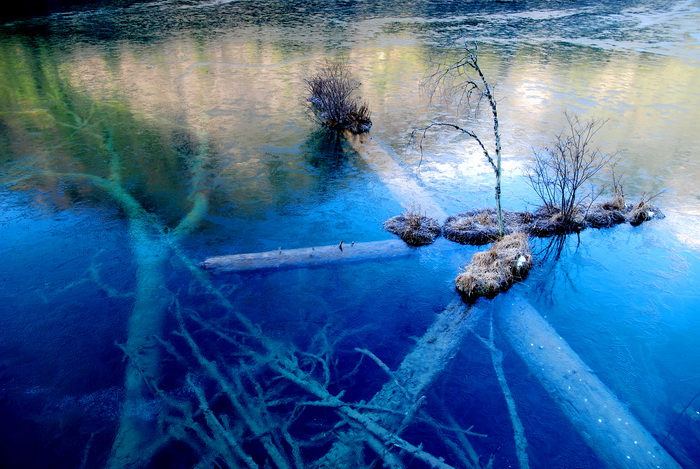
[455,232,532,300]
[526,112,617,225]
[304,61,372,134]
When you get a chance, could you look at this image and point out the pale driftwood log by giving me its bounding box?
[498,297,681,469]
[201,239,415,274]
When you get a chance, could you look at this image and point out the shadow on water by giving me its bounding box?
[304,128,349,173]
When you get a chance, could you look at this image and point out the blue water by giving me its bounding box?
[1,0,700,467]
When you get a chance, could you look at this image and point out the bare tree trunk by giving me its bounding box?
[420,44,505,236]
[472,48,505,236]
[109,220,170,469]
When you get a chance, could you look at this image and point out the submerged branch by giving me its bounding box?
[474,313,529,469]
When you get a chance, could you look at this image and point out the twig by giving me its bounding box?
[355,348,412,399]
[175,303,291,469]
[188,375,257,469]
[663,389,700,444]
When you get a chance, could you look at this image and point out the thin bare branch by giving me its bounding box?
[419,42,505,235]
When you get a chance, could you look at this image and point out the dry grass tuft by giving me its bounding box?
[603,172,626,211]
[586,178,628,228]
[601,193,626,212]
[384,207,441,246]
[584,204,626,228]
[626,199,656,226]
[443,209,501,245]
[455,232,532,301]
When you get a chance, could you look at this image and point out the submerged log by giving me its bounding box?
[344,130,449,220]
[201,239,415,274]
[317,296,485,467]
[371,297,484,410]
[499,297,681,469]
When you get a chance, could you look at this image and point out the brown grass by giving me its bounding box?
[474,210,496,226]
[627,199,655,226]
[384,207,441,246]
[602,173,626,211]
[601,193,625,212]
[455,232,532,301]
[443,209,501,245]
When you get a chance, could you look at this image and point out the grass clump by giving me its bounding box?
[443,209,539,244]
[384,207,441,246]
[626,198,658,226]
[443,209,502,245]
[585,182,627,228]
[455,232,532,301]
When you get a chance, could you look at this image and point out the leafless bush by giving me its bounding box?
[526,112,617,224]
[304,61,372,134]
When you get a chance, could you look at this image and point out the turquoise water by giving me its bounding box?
[1,1,700,467]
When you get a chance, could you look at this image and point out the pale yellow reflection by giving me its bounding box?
[53,33,699,244]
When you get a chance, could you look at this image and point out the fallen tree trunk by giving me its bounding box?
[109,218,170,469]
[371,297,482,409]
[316,296,486,467]
[200,239,415,274]
[498,297,681,469]
[344,130,448,221]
